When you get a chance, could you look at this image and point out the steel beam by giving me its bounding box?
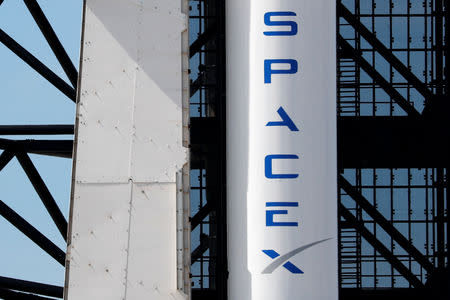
[0,29,76,102]
[339,204,424,288]
[194,289,427,300]
[339,175,435,273]
[191,233,209,264]
[192,289,217,300]
[23,0,78,88]
[190,117,218,145]
[436,168,446,268]
[434,0,447,270]
[190,76,201,97]
[0,150,14,172]
[0,139,73,158]
[192,117,450,168]
[339,36,421,117]
[0,288,59,300]
[445,2,450,265]
[191,202,212,229]
[0,200,65,266]
[0,125,74,135]
[339,117,450,168]
[447,166,450,265]
[338,3,435,103]
[340,288,424,300]
[446,0,450,98]
[15,152,67,241]
[190,24,217,58]
[0,276,63,298]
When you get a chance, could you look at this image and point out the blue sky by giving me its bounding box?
[0,0,82,286]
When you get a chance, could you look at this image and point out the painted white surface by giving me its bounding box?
[65,0,189,299]
[226,1,338,299]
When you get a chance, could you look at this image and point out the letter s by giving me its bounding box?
[264,11,298,36]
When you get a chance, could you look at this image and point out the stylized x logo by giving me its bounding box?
[262,249,304,273]
[262,238,332,274]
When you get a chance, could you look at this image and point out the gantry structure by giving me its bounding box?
[0,0,448,299]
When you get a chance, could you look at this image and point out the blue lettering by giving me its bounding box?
[264,11,298,36]
[264,59,298,84]
[266,106,299,131]
[265,154,299,179]
[266,202,299,227]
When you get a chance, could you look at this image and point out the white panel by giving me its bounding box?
[65,0,189,299]
[74,1,137,183]
[65,184,131,299]
[129,1,187,183]
[125,183,176,299]
[227,1,338,300]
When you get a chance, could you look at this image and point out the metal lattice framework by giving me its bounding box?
[0,0,448,299]
[0,0,74,299]
[190,0,449,299]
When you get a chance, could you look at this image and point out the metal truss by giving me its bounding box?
[0,0,74,298]
[336,1,449,296]
[190,0,449,299]
[189,1,227,299]
[0,0,448,299]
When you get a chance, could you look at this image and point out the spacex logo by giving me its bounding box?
[261,238,332,274]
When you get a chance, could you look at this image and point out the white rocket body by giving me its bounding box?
[226,1,338,299]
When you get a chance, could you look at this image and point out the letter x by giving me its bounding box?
[261,239,333,274]
[262,250,303,274]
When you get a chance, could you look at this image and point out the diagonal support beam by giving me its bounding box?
[0,200,65,266]
[0,29,76,102]
[191,233,209,264]
[23,0,78,88]
[339,36,421,117]
[339,175,435,273]
[190,24,217,58]
[191,202,213,229]
[339,204,424,288]
[0,276,62,298]
[0,277,62,298]
[190,76,201,97]
[0,150,14,172]
[15,152,67,241]
[338,3,435,103]
[0,288,59,300]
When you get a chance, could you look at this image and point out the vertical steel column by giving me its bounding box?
[215,0,228,298]
[446,0,450,266]
[435,0,446,270]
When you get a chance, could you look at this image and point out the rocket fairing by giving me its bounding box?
[226,1,338,299]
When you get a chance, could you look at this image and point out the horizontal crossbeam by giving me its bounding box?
[0,125,74,135]
[192,117,450,168]
[0,139,73,158]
